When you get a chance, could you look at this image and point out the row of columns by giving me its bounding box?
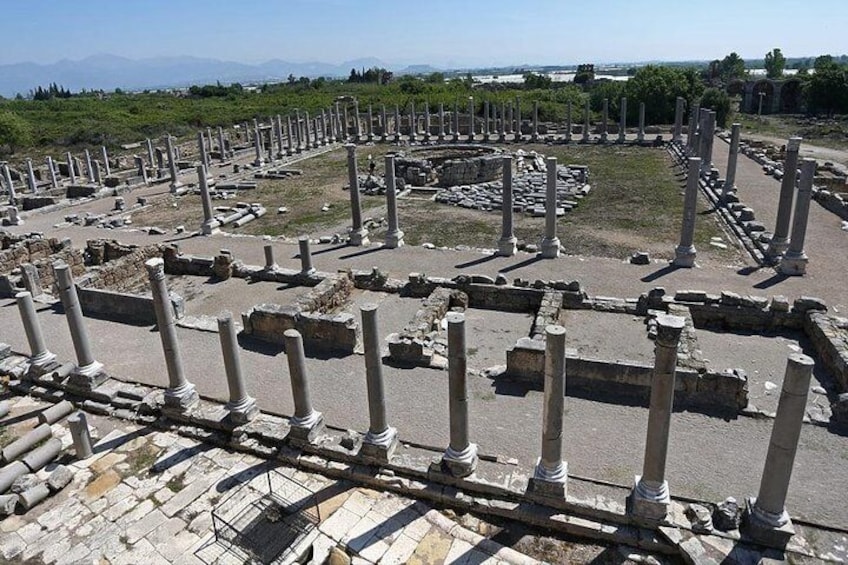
[1,146,115,199]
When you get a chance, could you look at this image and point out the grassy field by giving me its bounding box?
[131,143,741,263]
[736,114,848,152]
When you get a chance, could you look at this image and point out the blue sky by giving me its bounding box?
[2,0,845,67]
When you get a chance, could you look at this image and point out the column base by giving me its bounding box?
[253,159,265,167]
[766,238,789,260]
[540,237,561,258]
[629,476,670,522]
[226,396,259,425]
[599,134,608,144]
[499,134,506,143]
[637,134,645,143]
[25,352,58,380]
[288,411,325,445]
[201,221,220,236]
[778,251,808,276]
[438,134,445,142]
[564,136,572,144]
[527,459,568,499]
[618,134,626,144]
[349,229,370,247]
[68,361,108,392]
[673,245,697,268]
[360,426,399,463]
[497,237,517,257]
[440,443,478,478]
[424,134,432,143]
[452,135,460,143]
[384,230,405,249]
[742,498,795,547]
[409,135,417,143]
[164,381,199,411]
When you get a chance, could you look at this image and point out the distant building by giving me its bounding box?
[574,64,595,85]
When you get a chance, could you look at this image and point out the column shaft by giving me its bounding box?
[298,237,314,274]
[498,155,516,256]
[360,304,395,451]
[768,137,803,256]
[384,154,404,248]
[345,144,368,245]
[723,123,741,198]
[218,311,257,422]
[15,291,54,367]
[540,157,560,258]
[674,158,700,267]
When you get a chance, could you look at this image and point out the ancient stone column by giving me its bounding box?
[532,101,539,142]
[285,116,294,156]
[673,158,700,267]
[637,102,646,143]
[409,101,417,142]
[283,329,324,443]
[359,304,398,461]
[767,137,803,258]
[618,97,627,143]
[582,98,590,142]
[540,157,561,258]
[528,324,568,497]
[498,155,517,256]
[779,159,816,275]
[135,156,149,185]
[453,100,460,142]
[687,104,700,154]
[353,100,362,141]
[630,314,685,521]
[514,97,521,141]
[2,163,16,203]
[146,139,156,170]
[294,111,303,152]
[441,312,478,477]
[483,101,491,142]
[304,112,314,149]
[722,123,741,201]
[68,412,93,459]
[253,122,264,167]
[367,104,374,142]
[216,126,227,161]
[600,98,609,143]
[565,100,572,143]
[263,242,277,270]
[500,101,507,142]
[165,135,182,192]
[380,105,388,142]
[697,108,709,161]
[298,236,314,274]
[345,144,369,246]
[438,103,446,141]
[85,150,95,182]
[394,105,402,142]
[46,157,59,188]
[55,262,107,389]
[217,311,258,424]
[424,102,432,142]
[66,152,76,184]
[341,106,349,143]
[467,96,475,141]
[742,353,814,545]
[275,115,285,157]
[99,146,110,177]
[673,97,684,142]
[700,111,716,174]
[91,161,102,185]
[197,131,209,172]
[146,258,198,410]
[198,166,219,235]
[384,154,404,248]
[16,291,56,374]
[25,159,38,193]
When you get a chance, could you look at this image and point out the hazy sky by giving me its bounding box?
[2,0,845,67]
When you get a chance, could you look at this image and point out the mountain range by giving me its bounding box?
[0,54,442,97]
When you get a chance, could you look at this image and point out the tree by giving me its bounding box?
[0,111,32,154]
[623,65,700,124]
[426,72,445,84]
[764,48,786,79]
[699,88,732,128]
[805,61,848,116]
[523,72,552,89]
[718,52,746,82]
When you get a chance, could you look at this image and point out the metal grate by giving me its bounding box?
[212,468,320,564]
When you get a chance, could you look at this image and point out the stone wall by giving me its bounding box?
[0,236,70,275]
[813,189,848,221]
[242,303,357,355]
[805,312,848,392]
[438,153,503,187]
[388,287,468,366]
[81,244,162,293]
[77,287,184,326]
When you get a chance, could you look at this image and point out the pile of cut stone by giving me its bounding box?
[434,150,590,216]
[212,202,267,228]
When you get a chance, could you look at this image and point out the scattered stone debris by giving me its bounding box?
[630,252,650,265]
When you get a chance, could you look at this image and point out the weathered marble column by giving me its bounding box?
[630,314,685,521]
[767,137,803,258]
[394,105,402,142]
[618,97,627,143]
[294,111,303,152]
[253,121,265,167]
[275,115,285,157]
[16,291,56,374]
[540,157,561,258]
[384,154,404,248]
[673,158,700,267]
[198,166,219,235]
[366,104,374,142]
[514,97,521,141]
[353,100,362,141]
[637,102,646,143]
[453,100,460,142]
[217,126,227,161]
[673,97,684,142]
[532,101,539,142]
[565,100,572,143]
[85,150,95,182]
[134,157,148,184]
[47,157,59,188]
[298,236,314,274]
[263,242,276,270]
[345,144,369,246]
[440,312,478,477]
[100,146,111,176]
[68,412,93,459]
[424,102,432,142]
[359,304,398,461]
[217,311,258,424]
[409,101,417,142]
[582,99,591,143]
[305,112,315,149]
[2,163,16,203]
[283,329,324,443]
[697,108,709,161]
[688,104,700,154]
[528,324,569,498]
[285,116,294,156]
[146,258,198,410]
[66,152,76,184]
[722,123,741,201]
[600,99,609,143]
[91,161,102,185]
[146,139,155,170]
[499,101,507,142]
[25,159,38,193]
[165,135,182,192]
[742,353,814,545]
[700,110,716,174]
[380,105,388,142]
[341,106,349,143]
[467,97,475,141]
[498,155,517,256]
[197,131,209,172]
[779,158,816,275]
[55,262,107,389]
[438,103,446,141]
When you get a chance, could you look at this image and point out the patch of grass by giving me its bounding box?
[166,473,187,493]
[737,113,848,153]
[123,444,161,477]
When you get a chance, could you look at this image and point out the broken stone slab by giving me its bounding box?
[17,481,50,511]
[630,252,650,265]
[46,465,73,493]
[1,423,52,464]
[0,494,17,517]
[0,461,28,495]
[9,473,40,494]
[37,400,74,424]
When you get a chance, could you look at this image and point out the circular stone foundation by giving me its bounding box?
[394,145,503,187]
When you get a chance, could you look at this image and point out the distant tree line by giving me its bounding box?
[347,67,393,85]
[30,83,73,100]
